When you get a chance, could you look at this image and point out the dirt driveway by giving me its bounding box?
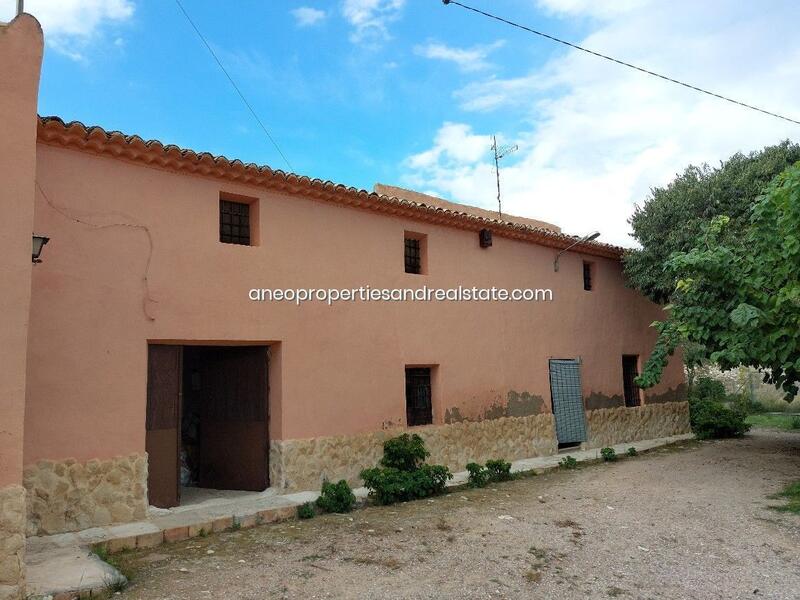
[114,430,800,599]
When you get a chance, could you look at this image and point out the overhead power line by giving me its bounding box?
[173,0,294,171]
[442,0,800,127]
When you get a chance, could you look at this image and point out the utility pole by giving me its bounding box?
[491,135,517,218]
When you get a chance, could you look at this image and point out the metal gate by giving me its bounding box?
[548,359,587,445]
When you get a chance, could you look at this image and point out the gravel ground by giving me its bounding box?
[113,430,800,599]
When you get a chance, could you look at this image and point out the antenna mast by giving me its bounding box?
[491,135,518,218]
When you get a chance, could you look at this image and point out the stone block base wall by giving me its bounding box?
[270,413,557,491]
[23,453,147,535]
[586,401,691,449]
[0,485,25,600]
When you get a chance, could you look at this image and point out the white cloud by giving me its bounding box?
[341,0,405,43]
[403,0,800,247]
[291,7,326,27]
[535,0,648,18]
[414,40,505,73]
[3,0,135,61]
[406,122,491,170]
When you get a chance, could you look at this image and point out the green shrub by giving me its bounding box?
[688,377,727,403]
[559,456,578,469]
[485,459,513,482]
[381,433,429,471]
[690,398,750,439]
[746,400,768,414]
[360,434,452,505]
[600,447,617,462]
[297,502,315,519]
[360,465,452,505]
[466,462,489,488]
[688,377,751,439]
[626,447,638,457]
[791,416,800,430]
[412,464,451,497]
[316,479,356,513]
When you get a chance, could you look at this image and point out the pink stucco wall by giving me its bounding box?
[23,139,685,466]
[0,15,42,487]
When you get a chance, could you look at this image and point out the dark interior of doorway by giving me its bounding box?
[181,346,269,494]
[145,344,269,509]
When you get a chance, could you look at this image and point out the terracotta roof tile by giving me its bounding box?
[37,116,623,259]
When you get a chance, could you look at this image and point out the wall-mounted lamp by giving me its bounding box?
[553,231,600,272]
[32,234,49,264]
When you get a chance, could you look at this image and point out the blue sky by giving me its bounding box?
[6,1,800,245]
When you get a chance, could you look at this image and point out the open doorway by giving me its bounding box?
[146,344,269,508]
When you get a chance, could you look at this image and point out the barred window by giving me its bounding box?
[405,238,421,274]
[405,367,432,426]
[220,200,251,246]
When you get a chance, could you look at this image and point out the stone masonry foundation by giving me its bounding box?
[270,413,557,491]
[0,485,25,600]
[586,401,691,449]
[23,453,147,536]
[19,404,690,534]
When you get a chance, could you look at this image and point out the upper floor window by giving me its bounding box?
[583,261,593,291]
[404,231,427,274]
[220,199,251,246]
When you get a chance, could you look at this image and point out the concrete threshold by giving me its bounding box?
[25,432,693,599]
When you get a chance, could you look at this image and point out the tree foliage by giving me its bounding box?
[624,141,800,303]
[637,163,800,399]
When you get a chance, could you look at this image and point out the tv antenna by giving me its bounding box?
[491,135,518,218]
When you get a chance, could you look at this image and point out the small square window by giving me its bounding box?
[583,261,593,291]
[220,199,251,246]
[405,367,432,426]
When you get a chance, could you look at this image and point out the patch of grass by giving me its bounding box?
[559,456,578,470]
[93,545,134,588]
[297,502,315,519]
[102,573,128,594]
[768,481,800,514]
[746,414,800,430]
[600,447,617,462]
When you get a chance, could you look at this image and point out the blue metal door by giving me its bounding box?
[548,359,587,445]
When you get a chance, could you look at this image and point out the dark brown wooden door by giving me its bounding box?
[198,346,268,491]
[145,345,182,508]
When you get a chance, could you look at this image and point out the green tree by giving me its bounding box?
[637,163,800,399]
[625,141,800,303]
